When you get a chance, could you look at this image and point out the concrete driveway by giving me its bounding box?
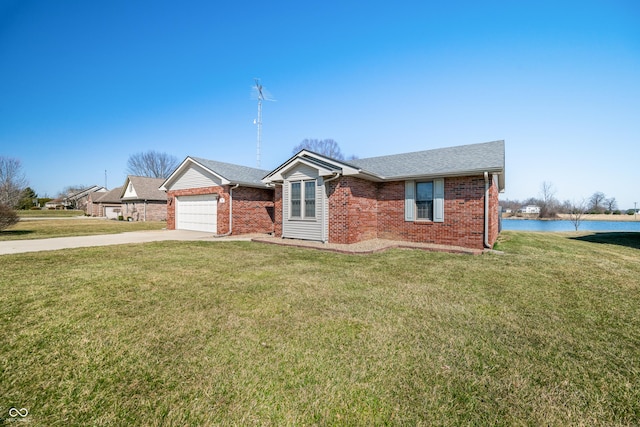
[0,230,253,255]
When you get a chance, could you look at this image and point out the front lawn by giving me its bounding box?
[17,210,84,218]
[1,232,639,425]
[0,219,166,241]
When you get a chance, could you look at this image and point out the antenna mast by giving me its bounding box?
[253,79,274,168]
[255,79,264,168]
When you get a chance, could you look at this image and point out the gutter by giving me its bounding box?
[323,172,341,184]
[484,172,490,248]
[215,184,239,237]
[321,172,342,243]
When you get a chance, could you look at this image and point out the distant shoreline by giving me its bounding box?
[503,213,640,222]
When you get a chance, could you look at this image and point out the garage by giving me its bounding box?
[176,194,218,233]
[104,206,121,220]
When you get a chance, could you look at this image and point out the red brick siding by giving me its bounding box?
[273,185,283,237]
[230,187,275,235]
[218,174,501,250]
[121,201,167,221]
[377,176,489,250]
[488,177,500,248]
[166,185,273,235]
[327,177,378,244]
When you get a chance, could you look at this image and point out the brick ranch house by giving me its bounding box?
[161,140,505,250]
[120,176,167,221]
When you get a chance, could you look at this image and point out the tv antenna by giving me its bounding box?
[252,78,274,168]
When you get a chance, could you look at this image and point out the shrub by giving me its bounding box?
[0,203,19,231]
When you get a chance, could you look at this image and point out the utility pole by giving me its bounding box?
[635,201,637,220]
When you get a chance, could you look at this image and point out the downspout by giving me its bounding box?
[484,172,490,248]
[144,200,147,222]
[216,184,239,237]
[322,172,342,243]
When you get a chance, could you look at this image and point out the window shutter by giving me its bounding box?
[434,178,444,223]
[405,180,415,221]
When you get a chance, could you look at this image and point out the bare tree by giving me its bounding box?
[292,139,345,160]
[604,197,617,213]
[567,199,587,231]
[126,150,179,178]
[588,191,606,213]
[539,181,558,218]
[0,156,28,208]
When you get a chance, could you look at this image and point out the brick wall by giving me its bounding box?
[327,177,378,244]
[325,174,498,250]
[121,201,167,221]
[237,174,501,250]
[377,176,492,249]
[230,186,275,235]
[166,185,273,235]
[273,185,283,237]
[488,176,500,247]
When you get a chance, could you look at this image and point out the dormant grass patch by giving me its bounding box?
[0,219,166,241]
[1,231,639,425]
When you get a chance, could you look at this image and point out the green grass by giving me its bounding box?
[1,231,639,426]
[17,209,84,218]
[0,219,166,241]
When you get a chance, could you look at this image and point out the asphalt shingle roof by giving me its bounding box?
[347,140,505,179]
[93,186,123,203]
[123,176,167,201]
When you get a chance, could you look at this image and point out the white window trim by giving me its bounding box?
[289,179,316,220]
[405,178,444,223]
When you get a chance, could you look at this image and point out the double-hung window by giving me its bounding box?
[304,181,316,218]
[416,181,434,220]
[290,180,316,219]
[405,178,444,223]
[290,182,301,217]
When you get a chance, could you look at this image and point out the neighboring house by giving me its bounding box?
[120,176,167,221]
[45,198,64,210]
[162,140,505,250]
[63,186,107,211]
[87,187,123,219]
[160,157,274,234]
[521,205,541,214]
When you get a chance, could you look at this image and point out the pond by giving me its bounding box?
[501,219,640,232]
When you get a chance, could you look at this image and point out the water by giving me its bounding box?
[502,219,640,232]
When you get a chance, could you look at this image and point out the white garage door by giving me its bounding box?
[176,194,218,232]
[105,206,120,220]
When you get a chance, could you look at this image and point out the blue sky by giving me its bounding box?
[1,0,639,208]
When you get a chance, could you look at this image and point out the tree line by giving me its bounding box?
[500,181,631,218]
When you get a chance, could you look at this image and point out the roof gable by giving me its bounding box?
[263,150,360,183]
[120,176,167,201]
[161,157,271,190]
